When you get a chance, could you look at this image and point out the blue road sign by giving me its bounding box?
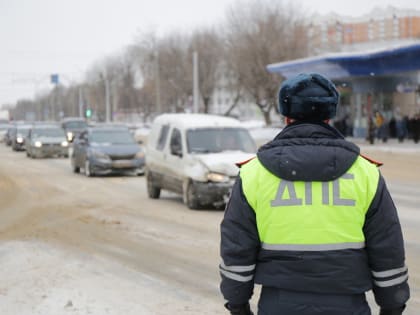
[51,74,59,84]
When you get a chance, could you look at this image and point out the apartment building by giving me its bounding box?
[309,7,420,53]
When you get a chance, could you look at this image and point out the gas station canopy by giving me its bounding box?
[266,43,420,80]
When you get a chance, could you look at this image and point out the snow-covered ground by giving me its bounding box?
[1,241,170,315]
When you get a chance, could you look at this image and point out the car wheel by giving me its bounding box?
[85,160,94,177]
[71,156,80,173]
[146,173,160,199]
[186,181,200,210]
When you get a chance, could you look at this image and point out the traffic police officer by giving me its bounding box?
[219,73,410,315]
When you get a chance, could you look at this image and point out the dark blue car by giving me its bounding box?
[71,125,145,177]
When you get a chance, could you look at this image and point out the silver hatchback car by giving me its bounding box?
[26,124,69,158]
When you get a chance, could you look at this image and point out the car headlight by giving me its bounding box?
[90,150,110,161]
[16,137,24,143]
[61,141,69,147]
[66,132,73,141]
[34,141,42,148]
[207,172,230,183]
[135,151,145,159]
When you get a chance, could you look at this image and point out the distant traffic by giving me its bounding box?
[1,114,281,210]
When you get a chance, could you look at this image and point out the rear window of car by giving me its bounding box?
[90,129,136,144]
[63,121,87,129]
[33,128,65,137]
[17,126,31,135]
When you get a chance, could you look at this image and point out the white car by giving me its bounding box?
[145,113,257,209]
[249,126,282,148]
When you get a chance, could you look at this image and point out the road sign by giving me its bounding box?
[50,74,59,84]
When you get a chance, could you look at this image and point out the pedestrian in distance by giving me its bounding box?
[409,113,420,143]
[219,73,410,315]
[394,107,408,143]
[375,111,389,143]
[367,113,376,144]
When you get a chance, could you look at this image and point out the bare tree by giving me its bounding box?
[126,31,159,119]
[224,0,310,124]
[10,99,33,121]
[104,53,140,120]
[157,32,193,113]
[84,61,108,121]
[133,29,222,114]
[130,30,193,115]
[60,85,80,118]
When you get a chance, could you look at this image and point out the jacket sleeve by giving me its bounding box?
[219,177,260,305]
[363,174,410,309]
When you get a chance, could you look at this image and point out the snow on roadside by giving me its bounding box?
[0,240,212,315]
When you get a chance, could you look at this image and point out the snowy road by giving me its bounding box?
[0,143,419,314]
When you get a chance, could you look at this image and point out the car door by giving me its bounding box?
[147,124,170,188]
[165,127,185,194]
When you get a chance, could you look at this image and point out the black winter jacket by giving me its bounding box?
[220,122,409,310]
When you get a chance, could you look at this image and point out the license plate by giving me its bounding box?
[112,160,133,168]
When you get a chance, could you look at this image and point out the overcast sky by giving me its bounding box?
[1,0,420,107]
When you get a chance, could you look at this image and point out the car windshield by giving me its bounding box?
[90,129,135,144]
[33,128,65,137]
[0,124,11,131]
[187,127,256,154]
[17,126,31,136]
[64,121,87,129]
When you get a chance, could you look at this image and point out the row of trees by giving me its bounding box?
[11,0,312,125]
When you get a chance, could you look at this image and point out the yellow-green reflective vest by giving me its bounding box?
[240,156,379,251]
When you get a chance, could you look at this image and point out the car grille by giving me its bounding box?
[109,154,136,161]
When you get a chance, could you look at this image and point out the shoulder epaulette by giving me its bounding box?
[235,156,256,168]
[360,154,383,167]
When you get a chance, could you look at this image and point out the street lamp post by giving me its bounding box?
[155,50,161,114]
[78,86,84,118]
[105,74,111,123]
[97,72,112,123]
[193,51,199,113]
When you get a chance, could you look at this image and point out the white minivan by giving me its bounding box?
[145,113,257,209]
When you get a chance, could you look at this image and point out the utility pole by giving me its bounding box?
[155,50,161,114]
[50,74,59,121]
[193,51,199,113]
[104,71,111,123]
[78,86,84,118]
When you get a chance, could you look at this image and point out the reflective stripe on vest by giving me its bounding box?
[240,156,379,250]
